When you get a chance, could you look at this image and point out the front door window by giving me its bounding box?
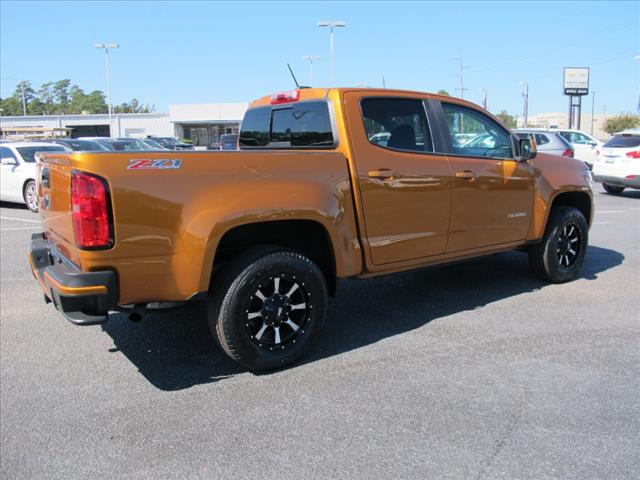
[442,103,514,159]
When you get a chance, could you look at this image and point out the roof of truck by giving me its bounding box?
[250,87,457,108]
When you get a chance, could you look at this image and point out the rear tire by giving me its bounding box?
[602,183,625,195]
[208,248,328,371]
[23,180,38,212]
[528,206,588,283]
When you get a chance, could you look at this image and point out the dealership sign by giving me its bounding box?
[563,67,589,95]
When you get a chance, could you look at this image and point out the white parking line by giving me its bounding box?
[0,216,41,224]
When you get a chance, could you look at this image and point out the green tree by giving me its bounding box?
[38,82,54,114]
[81,90,108,114]
[27,98,46,115]
[0,96,23,116]
[495,110,517,129]
[52,79,71,113]
[437,89,450,96]
[114,98,154,114]
[602,113,640,135]
[11,80,36,114]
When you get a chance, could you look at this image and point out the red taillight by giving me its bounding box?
[625,150,640,158]
[270,89,300,105]
[71,170,112,249]
[562,148,574,157]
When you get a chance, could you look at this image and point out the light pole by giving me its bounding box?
[590,91,598,135]
[317,21,346,84]
[519,82,529,128]
[94,43,119,135]
[302,56,321,86]
[480,88,488,110]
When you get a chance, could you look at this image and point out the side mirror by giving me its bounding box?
[519,138,537,161]
[1,157,17,166]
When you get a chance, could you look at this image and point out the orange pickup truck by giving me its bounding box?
[29,88,593,371]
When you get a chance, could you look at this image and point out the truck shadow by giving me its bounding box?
[101,245,624,391]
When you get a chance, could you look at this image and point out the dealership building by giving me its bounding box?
[0,102,249,147]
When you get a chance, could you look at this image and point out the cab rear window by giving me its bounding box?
[239,101,335,149]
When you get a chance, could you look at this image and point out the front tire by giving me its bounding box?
[208,249,328,371]
[528,206,588,283]
[23,180,38,212]
[602,183,625,195]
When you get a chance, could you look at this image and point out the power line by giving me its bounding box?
[471,21,637,74]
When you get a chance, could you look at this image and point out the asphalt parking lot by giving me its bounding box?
[1,188,639,479]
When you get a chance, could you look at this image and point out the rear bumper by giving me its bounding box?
[593,174,640,189]
[28,233,117,325]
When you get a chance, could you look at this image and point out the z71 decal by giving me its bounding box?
[127,159,182,170]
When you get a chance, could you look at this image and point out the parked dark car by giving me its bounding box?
[146,136,194,150]
[140,138,169,150]
[219,134,238,150]
[46,139,110,152]
[95,138,155,151]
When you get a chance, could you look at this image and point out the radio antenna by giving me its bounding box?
[287,63,300,88]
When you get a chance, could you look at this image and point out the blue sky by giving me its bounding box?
[1,1,638,116]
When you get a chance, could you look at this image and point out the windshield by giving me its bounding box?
[17,145,67,162]
[603,135,640,148]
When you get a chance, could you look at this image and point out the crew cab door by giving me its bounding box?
[343,93,451,265]
[434,101,534,252]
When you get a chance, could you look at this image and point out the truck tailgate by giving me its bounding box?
[37,153,78,265]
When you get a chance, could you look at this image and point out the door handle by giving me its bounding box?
[455,170,477,181]
[368,168,398,179]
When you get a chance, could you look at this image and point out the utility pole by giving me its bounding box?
[480,88,487,109]
[590,91,597,135]
[302,56,320,86]
[20,82,27,116]
[519,82,529,128]
[382,76,386,88]
[452,53,468,99]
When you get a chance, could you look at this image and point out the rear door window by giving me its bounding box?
[534,134,550,145]
[360,98,433,153]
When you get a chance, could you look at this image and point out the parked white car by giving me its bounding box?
[592,129,640,194]
[553,129,602,168]
[0,142,68,212]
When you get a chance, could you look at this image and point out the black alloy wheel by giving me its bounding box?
[208,248,328,371]
[528,206,588,283]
